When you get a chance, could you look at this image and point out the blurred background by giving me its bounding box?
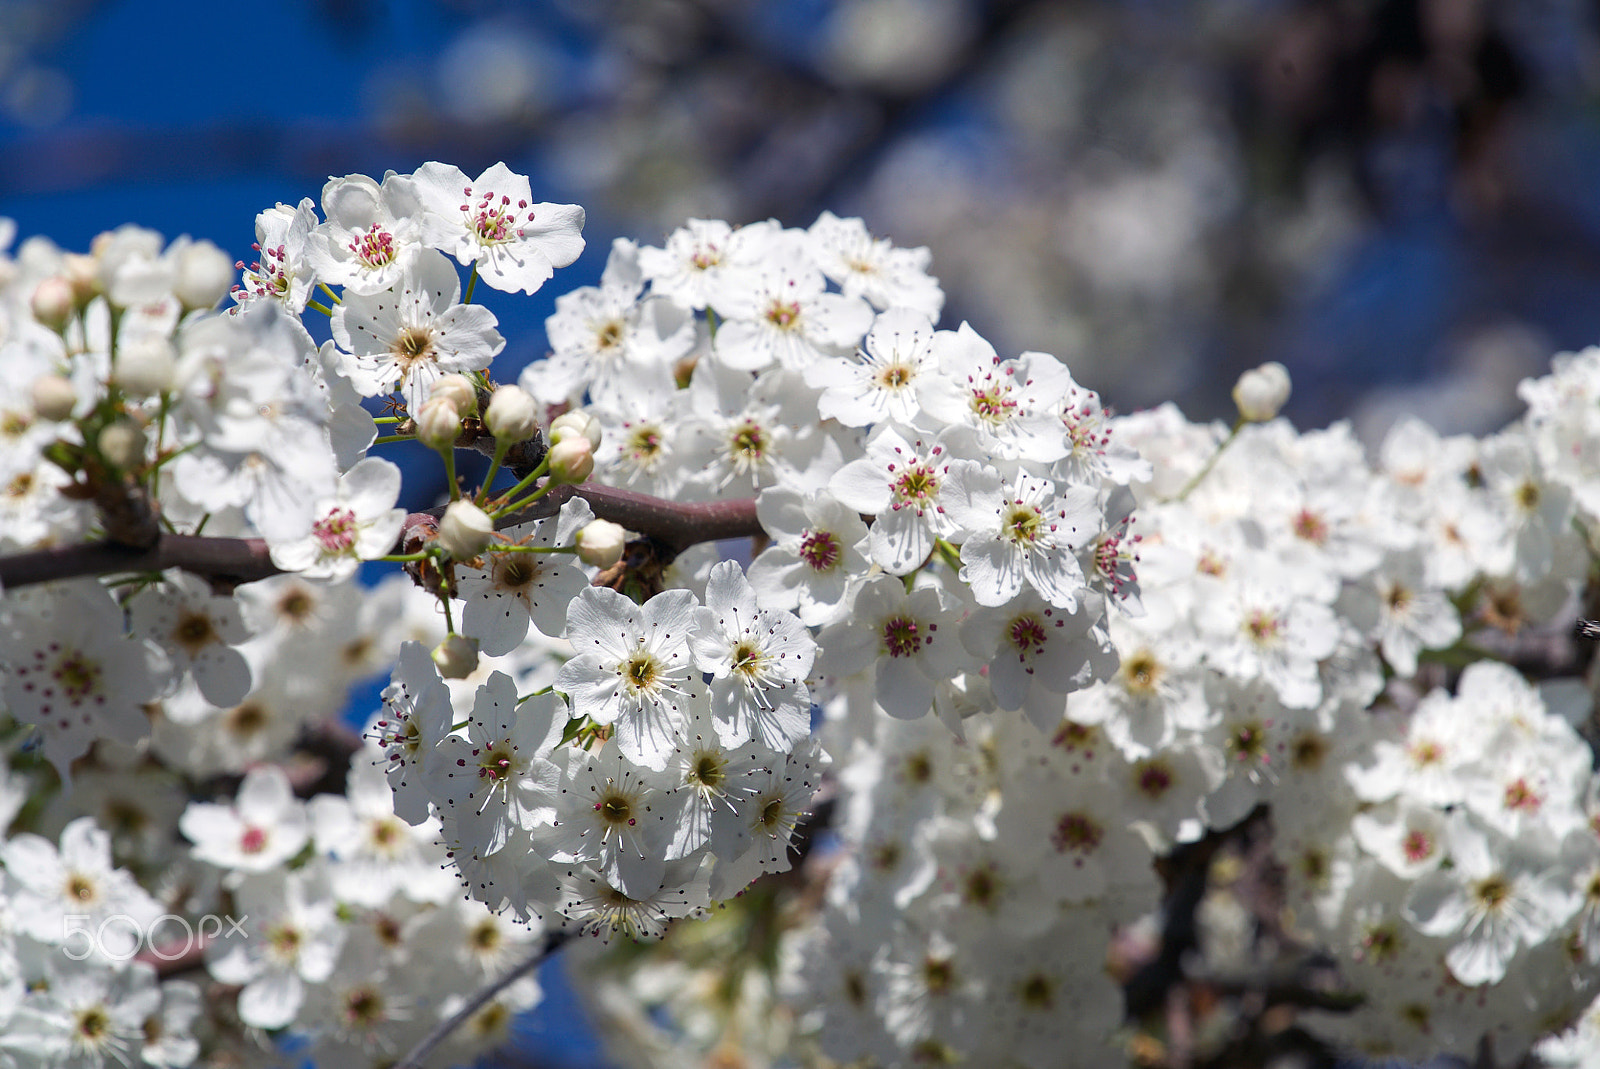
[6,0,1600,442]
[6,0,1600,1065]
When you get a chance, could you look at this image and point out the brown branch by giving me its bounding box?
[0,483,761,592]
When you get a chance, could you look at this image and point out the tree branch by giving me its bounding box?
[0,483,761,592]
[393,930,570,1069]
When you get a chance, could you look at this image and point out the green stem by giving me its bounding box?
[307,300,334,317]
[1174,417,1245,502]
[495,482,558,518]
[495,544,578,554]
[373,416,404,425]
[477,437,513,505]
[318,282,343,305]
[380,551,435,563]
[442,445,460,502]
[490,456,551,517]
[374,434,416,445]
[464,262,479,305]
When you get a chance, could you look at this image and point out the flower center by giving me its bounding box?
[1121,650,1161,695]
[595,791,636,830]
[1292,508,1328,544]
[687,752,726,792]
[627,425,663,461]
[765,299,802,330]
[890,461,939,513]
[798,529,841,572]
[876,363,913,389]
[969,382,1017,425]
[1004,503,1044,545]
[1503,777,1543,813]
[351,227,396,269]
[1134,760,1174,798]
[1006,614,1048,656]
[1244,609,1283,646]
[1050,811,1103,855]
[1402,829,1434,864]
[313,507,359,554]
[240,826,268,854]
[475,742,516,784]
[881,614,924,658]
[53,650,101,701]
[460,187,535,247]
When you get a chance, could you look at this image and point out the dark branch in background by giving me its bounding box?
[0,483,760,592]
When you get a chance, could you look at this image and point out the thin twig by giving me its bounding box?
[393,930,570,1069]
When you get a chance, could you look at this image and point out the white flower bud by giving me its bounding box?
[432,633,480,679]
[437,499,495,559]
[549,410,602,450]
[548,436,594,484]
[113,336,177,397]
[30,276,75,330]
[30,374,78,421]
[172,239,235,310]
[430,374,478,415]
[575,519,627,569]
[60,253,101,304]
[98,420,147,469]
[1232,362,1291,422]
[415,398,461,450]
[485,385,539,442]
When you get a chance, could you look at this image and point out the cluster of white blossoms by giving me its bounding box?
[3,160,1600,1069]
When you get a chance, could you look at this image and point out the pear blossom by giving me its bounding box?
[0,580,161,778]
[331,248,505,409]
[127,570,253,707]
[690,560,815,750]
[411,161,585,296]
[712,254,874,373]
[180,765,309,872]
[266,456,406,582]
[305,171,427,295]
[747,487,872,626]
[805,211,943,319]
[457,497,595,655]
[1403,811,1576,986]
[805,306,940,428]
[427,672,564,856]
[943,466,1101,609]
[232,198,319,312]
[556,586,700,771]
[829,423,981,575]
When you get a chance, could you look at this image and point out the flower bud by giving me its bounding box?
[437,499,494,559]
[30,374,78,421]
[98,420,147,470]
[415,398,461,450]
[30,276,75,330]
[172,239,235,310]
[61,253,101,304]
[485,385,539,442]
[1232,362,1291,422]
[549,410,602,450]
[547,436,594,485]
[113,336,177,397]
[430,374,478,416]
[432,633,480,679]
[575,519,627,569]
